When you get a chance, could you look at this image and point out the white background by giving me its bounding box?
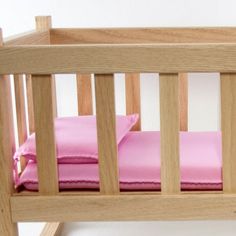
[1,0,236,235]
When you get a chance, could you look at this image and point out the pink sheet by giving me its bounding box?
[18,131,222,191]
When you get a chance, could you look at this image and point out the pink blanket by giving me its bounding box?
[19,131,222,191]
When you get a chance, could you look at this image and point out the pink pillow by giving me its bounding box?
[14,114,138,164]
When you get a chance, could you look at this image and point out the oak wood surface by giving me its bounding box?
[35,16,57,118]
[50,27,236,44]
[31,75,59,195]
[14,74,27,171]
[0,29,19,236]
[4,30,50,46]
[25,75,35,134]
[40,222,64,236]
[10,194,236,222]
[221,73,236,193]
[179,73,188,131]
[77,74,93,115]
[2,44,236,74]
[159,73,180,194]
[125,73,141,131]
[95,74,119,194]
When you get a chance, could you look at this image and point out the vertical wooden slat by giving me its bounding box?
[221,73,236,193]
[76,74,93,115]
[32,74,59,195]
[95,74,119,194]
[14,74,27,171]
[0,29,19,236]
[159,73,180,194]
[35,16,57,118]
[125,73,141,131]
[179,73,188,131]
[25,74,35,134]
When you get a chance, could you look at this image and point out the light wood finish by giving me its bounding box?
[125,73,141,131]
[31,75,59,195]
[40,222,64,236]
[14,74,27,171]
[0,29,19,236]
[50,28,236,44]
[95,74,119,194]
[76,74,93,115]
[3,44,236,74]
[4,30,50,45]
[35,16,57,118]
[10,194,236,222]
[25,74,35,134]
[179,73,188,131]
[35,16,52,31]
[159,74,180,194]
[221,73,236,193]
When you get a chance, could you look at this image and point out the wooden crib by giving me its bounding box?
[1,15,236,236]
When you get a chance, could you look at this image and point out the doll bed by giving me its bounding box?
[2,15,236,236]
[18,131,222,191]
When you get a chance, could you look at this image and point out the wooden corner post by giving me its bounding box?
[0,29,19,236]
[35,16,57,118]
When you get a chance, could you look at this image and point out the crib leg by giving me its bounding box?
[0,195,18,236]
[40,222,64,236]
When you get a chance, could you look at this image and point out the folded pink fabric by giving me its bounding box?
[14,114,138,164]
[19,131,222,191]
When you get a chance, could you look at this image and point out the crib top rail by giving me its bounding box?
[4,27,236,45]
[1,43,236,74]
[2,25,236,74]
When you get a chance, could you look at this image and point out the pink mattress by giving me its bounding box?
[18,131,222,191]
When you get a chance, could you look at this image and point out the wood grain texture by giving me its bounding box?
[95,74,119,194]
[50,27,236,44]
[35,15,57,118]
[35,16,52,31]
[76,74,93,115]
[0,29,19,236]
[31,75,59,195]
[14,74,27,171]
[221,73,236,193]
[4,30,50,45]
[159,74,180,194]
[179,73,188,131]
[25,74,35,134]
[125,73,141,131]
[3,44,236,74]
[40,222,64,236]
[10,194,236,222]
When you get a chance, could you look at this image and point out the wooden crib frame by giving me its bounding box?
[1,15,236,235]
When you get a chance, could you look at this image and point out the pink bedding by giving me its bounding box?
[14,114,138,164]
[18,131,222,191]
